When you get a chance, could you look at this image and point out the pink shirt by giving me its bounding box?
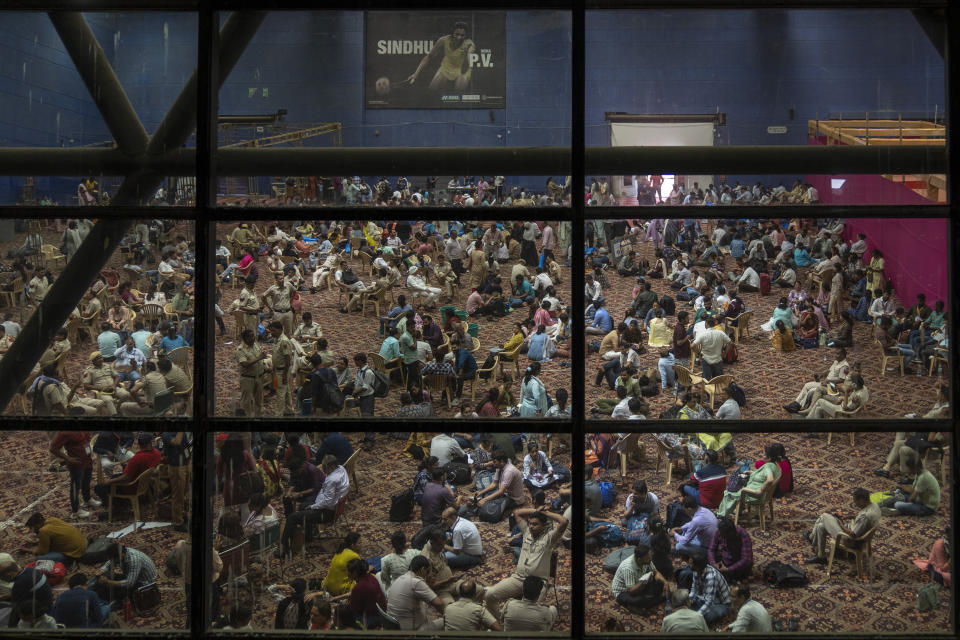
[533,308,555,329]
[465,291,483,314]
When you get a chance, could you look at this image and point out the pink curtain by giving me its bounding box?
[843,218,948,307]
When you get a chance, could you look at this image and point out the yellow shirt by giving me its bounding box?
[439,36,472,81]
[37,517,87,558]
[324,549,360,596]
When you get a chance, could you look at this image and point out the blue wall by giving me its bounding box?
[0,9,945,202]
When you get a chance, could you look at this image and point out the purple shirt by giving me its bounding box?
[421,481,454,527]
[674,506,718,547]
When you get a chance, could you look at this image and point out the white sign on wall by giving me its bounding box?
[767,126,788,134]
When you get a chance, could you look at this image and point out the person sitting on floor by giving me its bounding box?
[708,516,753,582]
[688,555,732,625]
[878,455,940,518]
[661,588,708,633]
[725,585,772,632]
[612,542,668,614]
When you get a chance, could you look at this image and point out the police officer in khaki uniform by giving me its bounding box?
[237,328,266,416]
[33,363,115,416]
[443,579,502,631]
[292,311,323,342]
[269,321,295,415]
[238,275,261,335]
[501,576,558,631]
[118,361,169,416]
[81,352,133,403]
[264,272,295,337]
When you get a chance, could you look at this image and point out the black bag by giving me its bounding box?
[474,469,495,491]
[132,582,162,614]
[80,537,113,565]
[640,383,660,397]
[729,380,747,407]
[479,496,509,523]
[444,462,472,486]
[389,488,415,522]
[411,525,433,550]
[237,469,264,499]
[763,561,809,588]
[551,463,571,485]
[371,369,391,398]
[660,295,675,316]
[659,404,681,420]
[406,444,426,461]
[665,500,692,529]
[316,381,344,414]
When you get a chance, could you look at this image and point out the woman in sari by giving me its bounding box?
[717,444,783,517]
[866,249,886,294]
[771,319,797,352]
[796,302,819,341]
[519,362,547,416]
[787,282,807,313]
[647,309,673,347]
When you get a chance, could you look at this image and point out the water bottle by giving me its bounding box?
[937,364,943,381]
[916,363,921,377]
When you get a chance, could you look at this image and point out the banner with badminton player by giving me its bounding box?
[365,11,506,109]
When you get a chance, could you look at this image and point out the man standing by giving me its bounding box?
[269,322,295,416]
[237,275,261,335]
[162,432,191,532]
[264,273,296,337]
[50,431,100,519]
[237,329,266,417]
[441,507,483,569]
[691,317,731,380]
[351,353,377,416]
[484,508,567,616]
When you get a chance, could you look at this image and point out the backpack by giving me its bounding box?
[478,496,509,523]
[275,597,309,629]
[389,488,415,522]
[32,379,55,416]
[599,481,616,508]
[365,367,390,398]
[551,463,571,485]
[603,546,634,574]
[722,341,738,365]
[317,381,345,414]
[474,469,495,492]
[24,560,66,586]
[660,295,675,316]
[665,500,692,529]
[587,521,624,547]
[443,462,472,486]
[763,561,809,588]
[728,380,746,406]
[81,537,114,564]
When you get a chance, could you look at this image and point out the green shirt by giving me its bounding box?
[913,469,940,511]
[400,330,418,364]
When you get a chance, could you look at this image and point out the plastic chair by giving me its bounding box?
[424,373,453,409]
[108,466,159,523]
[825,522,879,580]
[167,346,191,369]
[376,603,401,630]
[673,364,704,396]
[616,433,645,479]
[826,431,856,444]
[343,448,361,495]
[723,310,752,342]
[655,438,691,485]
[498,343,523,380]
[928,347,949,377]
[703,374,734,410]
[367,351,404,388]
[733,476,777,531]
[876,338,904,376]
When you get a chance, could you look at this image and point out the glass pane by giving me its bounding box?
[214,220,572,418]
[583,217,949,420]
[0,430,192,630]
[209,431,572,632]
[0,12,198,206]
[586,9,947,206]
[217,11,572,207]
[1,218,196,417]
[585,431,952,634]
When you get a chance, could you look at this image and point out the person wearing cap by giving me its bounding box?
[237,328,266,417]
[264,272,296,337]
[80,352,127,404]
[93,433,162,506]
[1,554,54,628]
[29,363,115,417]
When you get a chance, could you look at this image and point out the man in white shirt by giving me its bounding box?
[441,507,483,569]
[2,314,22,339]
[430,433,466,467]
[734,261,760,293]
[868,290,896,324]
[692,317,732,380]
[276,455,349,559]
[726,585,772,632]
[387,555,446,630]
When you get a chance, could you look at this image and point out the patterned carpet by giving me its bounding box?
[0,430,189,629]
[584,220,945,420]
[584,431,953,633]
[213,222,572,417]
[0,219,196,417]
[214,432,573,631]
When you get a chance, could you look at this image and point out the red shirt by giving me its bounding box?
[754,458,792,494]
[120,448,162,493]
[50,432,91,470]
[693,474,726,509]
[349,573,386,618]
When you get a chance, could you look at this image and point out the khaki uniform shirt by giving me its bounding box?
[239,287,259,312]
[272,334,294,371]
[515,519,563,580]
[264,282,294,312]
[237,342,264,377]
[163,363,192,392]
[42,381,71,414]
[141,371,169,406]
[502,598,557,631]
[83,363,116,390]
[293,322,323,341]
[443,598,497,631]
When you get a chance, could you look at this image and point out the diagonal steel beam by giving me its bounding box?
[113,11,267,205]
[49,12,150,157]
[0,13,266,415]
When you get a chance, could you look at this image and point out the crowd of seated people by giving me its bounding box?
[584,431,947,632]
[0,219,195,417]
[585,216,946,419]
[209,432,570,632]
[215,220,573,418]
[0,431,190,629]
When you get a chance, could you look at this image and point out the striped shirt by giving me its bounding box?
[690,564,731,617]
[708,526,753,575]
